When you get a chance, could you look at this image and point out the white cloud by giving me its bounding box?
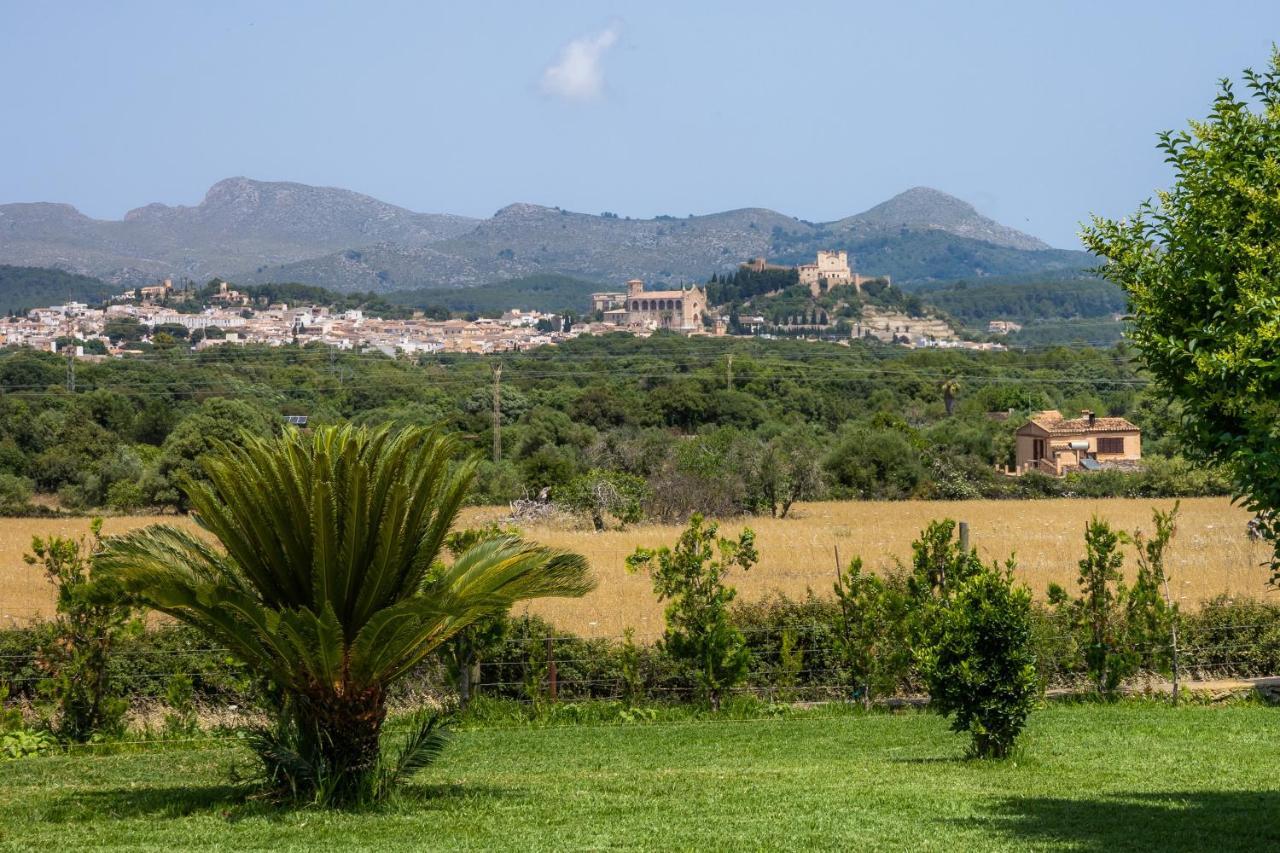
[540,26,619,102]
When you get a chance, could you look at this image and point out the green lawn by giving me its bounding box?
[1,703,1277,851]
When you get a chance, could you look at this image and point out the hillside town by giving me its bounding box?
[4,252,1007,358]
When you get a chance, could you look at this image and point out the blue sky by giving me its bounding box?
[2,1,1278,247]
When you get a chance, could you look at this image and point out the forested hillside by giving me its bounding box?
[388,274,605,315]
[907,274,1126,325]
[0,266,116,313]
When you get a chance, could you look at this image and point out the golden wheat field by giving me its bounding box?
[0,498,1273,639]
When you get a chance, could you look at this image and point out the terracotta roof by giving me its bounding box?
[1020,410,1139,435]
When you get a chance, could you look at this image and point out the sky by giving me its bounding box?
[2,1,1279,248]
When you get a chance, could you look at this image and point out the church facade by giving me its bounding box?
[622,279,706,332]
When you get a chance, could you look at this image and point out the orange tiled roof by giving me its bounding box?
[1021,410,1139,435]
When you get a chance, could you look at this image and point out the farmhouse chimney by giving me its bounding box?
[1082,409,1096,426]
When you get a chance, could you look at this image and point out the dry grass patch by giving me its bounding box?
[0,498,1271,638]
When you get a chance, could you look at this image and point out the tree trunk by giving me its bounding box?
[458,656,473,709]
[294,686,387,804]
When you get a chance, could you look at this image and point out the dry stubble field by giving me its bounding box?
[0,497,1272,639]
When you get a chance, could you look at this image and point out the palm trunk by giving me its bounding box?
[293,687,387,804]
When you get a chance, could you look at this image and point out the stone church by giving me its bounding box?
[622,279,706,332]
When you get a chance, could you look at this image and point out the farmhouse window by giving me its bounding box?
[1097,437,1125,454]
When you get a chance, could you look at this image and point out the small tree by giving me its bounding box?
[940,377,961,417]
[907,519,984,604]
[1081,52,1280,582]
[626,514,758,709]
[775,628,804,703]
[98,426,594,807]
[1126,503,1180,677]
[1076,517,1136,694]
[557,468,648,531]
[26,519,137,742]
[832,557,909,707]
[917,559,1038,759]
[753,430,825,518]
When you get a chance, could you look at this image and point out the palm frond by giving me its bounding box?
[382,712,452,790]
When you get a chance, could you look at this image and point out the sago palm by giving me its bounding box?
[95,424,593,805]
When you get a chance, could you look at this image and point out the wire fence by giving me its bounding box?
[4,616,1278,728]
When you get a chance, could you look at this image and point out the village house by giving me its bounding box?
[138,278,174,301]
[209,280,249,305]
[591,292,627,313]
[1012,410,1141,476]
[987,319,1022,335]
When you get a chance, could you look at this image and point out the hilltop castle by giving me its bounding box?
[743,250,884,297]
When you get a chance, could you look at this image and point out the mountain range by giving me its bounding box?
[0,178,1091,291]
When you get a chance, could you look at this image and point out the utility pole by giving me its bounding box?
[726,353,734,390]
[65,347,75,393]
[491,362,502,463]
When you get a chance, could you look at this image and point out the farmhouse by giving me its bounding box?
[1012,410,1141,476]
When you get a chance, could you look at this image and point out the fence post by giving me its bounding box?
[546,635,558,702]
[1161,572,1180,707]
[958,521,970,553]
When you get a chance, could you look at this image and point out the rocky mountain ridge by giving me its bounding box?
[0,178,1087,290]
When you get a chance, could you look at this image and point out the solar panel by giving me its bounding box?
[1080,458,1101,471]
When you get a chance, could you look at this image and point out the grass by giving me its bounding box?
[0,498,1270,637]
[0,702,1277,850]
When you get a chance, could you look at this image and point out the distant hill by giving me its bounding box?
[0,178,1092,292]
[827,187,1049,251]
[0,265,116,313]
[0,177,476,285]
[386,274,605,316]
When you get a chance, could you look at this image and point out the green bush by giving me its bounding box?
[832,559,913,705]
[1180,596,1280,677]
[917,559,1038,759]
[733,592,848,699]
[628,514,758,710]
[25,520,138,741]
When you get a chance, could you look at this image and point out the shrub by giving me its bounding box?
[0,472,34,513]
[556,468,648,530]
[25,519,138,741]
[105,479,146,512]
[833,558,912,706]
[1125,504,1179,675]
[917,559,1038,759]
[1074,517,1137,693]
[1180,596,1280,677]
[627,514,758,709]
[732,591,849,700]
